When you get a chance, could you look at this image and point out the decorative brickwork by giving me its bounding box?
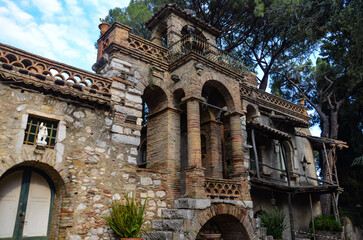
[205,178,241,200]
[127,34,168,62]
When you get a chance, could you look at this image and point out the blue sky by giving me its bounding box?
[0,0,130,71]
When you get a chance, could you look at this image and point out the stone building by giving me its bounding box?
[0,4,343,240]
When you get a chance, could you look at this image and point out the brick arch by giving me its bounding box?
[136,75,172,107]
[190,203,257,240]
[201,79,237,112]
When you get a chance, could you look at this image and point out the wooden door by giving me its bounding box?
[0,168,54,240]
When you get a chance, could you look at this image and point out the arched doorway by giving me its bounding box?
[0,167,55,239]
[196,214,250,240]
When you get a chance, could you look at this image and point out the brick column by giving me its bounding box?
[183,97,206,198]
[187,98,202,168]
[208,120,223,178]
[229,112,245,176]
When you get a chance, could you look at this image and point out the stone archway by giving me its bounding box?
[190,203,257,240]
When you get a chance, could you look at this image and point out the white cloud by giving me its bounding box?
[30,0,63,18]
[0,0,132,71]
[0,0,33,24]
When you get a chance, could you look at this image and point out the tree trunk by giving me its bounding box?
[320,107,340,216]
[320,147,334,215]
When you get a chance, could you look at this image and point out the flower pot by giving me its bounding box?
[99,23,110,35]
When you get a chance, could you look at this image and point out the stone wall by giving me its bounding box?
[0,81,172,239]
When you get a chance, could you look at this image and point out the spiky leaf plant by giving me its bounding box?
[258,207,288,239]
[104,193,146,238]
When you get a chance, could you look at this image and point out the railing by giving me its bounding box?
[127,34,168,62]
[0,43,112,99]
[205,178,241,200]
[240,84,309,121]
[168,34,247,75]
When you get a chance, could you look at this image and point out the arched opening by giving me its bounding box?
[200,81,235,179]
[246,104,258,122]
[279,141,294,173]
[0,165,63,239]
[139,85,168,169]
[173,89,187,196]
[196,214,250,240]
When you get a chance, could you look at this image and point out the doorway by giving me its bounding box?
[0,168,55,239]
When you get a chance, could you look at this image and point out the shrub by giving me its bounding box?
[311,215,342,232]
[104,193,146,238]
[258,207,288,239]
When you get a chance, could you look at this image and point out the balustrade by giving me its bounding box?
[0,43,112,101]
[205,178,241,200]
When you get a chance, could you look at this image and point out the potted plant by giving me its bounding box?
[258,207,288,240]
[99,18,110,35]
[104,193,146,240]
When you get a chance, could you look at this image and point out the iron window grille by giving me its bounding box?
[23,116,58,148]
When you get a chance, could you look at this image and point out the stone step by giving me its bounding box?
[162,209,194,220]
[143,231,173,240]
[152,219,184,232]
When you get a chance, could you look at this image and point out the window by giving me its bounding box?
[23,116,58,148]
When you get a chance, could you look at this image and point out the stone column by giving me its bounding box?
[151,30,163,46]
[229,112,245,176]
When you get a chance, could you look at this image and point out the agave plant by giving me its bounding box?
[258,207,288,239]
[104,193,146,238]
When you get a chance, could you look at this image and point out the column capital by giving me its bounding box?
[181,95,206,103]
[225,110,245,118]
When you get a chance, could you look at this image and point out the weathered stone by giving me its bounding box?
[153,180,161,185]
[111,124,123,134]
[114,105,141,117]
[148,190,155,198]
[73,111,85,118]
[175,198,211,209]
[127,156,136,164]
[104,117,113,125]
[112,81,126,90]
[156,191,166,198]
[69,235,82,240]
[141,177,153,186]
[152,219,184,232]
[162,209,194,220]
[143,231,173,240]
[111,134,140,146]
[88,155,100,163]
[112,194,121,200]
[76,204,87,211]
[125,93,142,104]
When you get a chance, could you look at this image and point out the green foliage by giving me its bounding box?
[100,0,153,39]
[310,215,342,232]
[258,207,288,239]
[104,193,146,238]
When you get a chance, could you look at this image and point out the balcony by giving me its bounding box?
[168,34,247,76]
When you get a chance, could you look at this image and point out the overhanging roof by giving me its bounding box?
[296,132,348,149]
[247,121,290,140]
